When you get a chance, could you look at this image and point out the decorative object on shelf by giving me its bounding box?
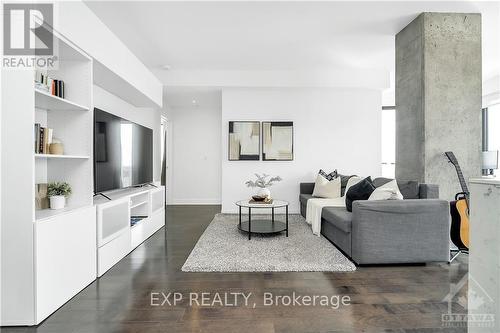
[35,183,49,209]
[228,121,260,160]
[49,138,64,155]
[262,121,294,161]
[48,182,72,210]
[482,150,498,176]
[34,70,65,98]
[130,216,147,227]
[34,124,53,154]
[245,173,282,199]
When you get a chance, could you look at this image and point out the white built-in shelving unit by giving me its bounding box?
[1,21,165,328]
[1,29,97,326]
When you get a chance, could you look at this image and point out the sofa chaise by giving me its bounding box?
[299,177,450,265]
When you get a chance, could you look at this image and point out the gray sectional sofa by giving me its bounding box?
[299,177,450,265]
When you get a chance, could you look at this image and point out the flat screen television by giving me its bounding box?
[93,108,153,193]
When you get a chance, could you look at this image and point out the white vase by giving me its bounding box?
[257,188,271,199]
[49,195,66,210]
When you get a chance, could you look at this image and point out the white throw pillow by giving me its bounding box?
[368,179,404,201]
[344,176,362,196]
[312,174,341,198]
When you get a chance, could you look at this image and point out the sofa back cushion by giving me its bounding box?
[373,177,419,199]
[338,174,357,196]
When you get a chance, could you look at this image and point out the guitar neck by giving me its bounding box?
[454,166,470,195]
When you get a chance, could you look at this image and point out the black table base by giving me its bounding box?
[238,205,289,240]
[238,220,287,234]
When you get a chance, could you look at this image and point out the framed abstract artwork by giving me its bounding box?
[228,121,260,160]
[262,121,294,161]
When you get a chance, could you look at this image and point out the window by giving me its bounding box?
[486,104,500,175]
[381,107,396,178]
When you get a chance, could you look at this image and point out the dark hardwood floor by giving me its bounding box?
[2,205,468,333]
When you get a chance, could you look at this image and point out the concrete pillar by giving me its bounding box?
[395,13,482,200]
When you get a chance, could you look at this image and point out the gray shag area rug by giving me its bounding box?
[182,213,356,272]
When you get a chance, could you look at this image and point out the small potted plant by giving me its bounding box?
[48,182,72,210]
[245,173,282,200]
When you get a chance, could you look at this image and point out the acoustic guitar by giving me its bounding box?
[445,152,470,250]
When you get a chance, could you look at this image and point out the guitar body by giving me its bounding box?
[450,199,469,250]
[456,198,470,248]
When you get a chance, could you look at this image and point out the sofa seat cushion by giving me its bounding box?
[321,207,353,233]
[299,194,315,205]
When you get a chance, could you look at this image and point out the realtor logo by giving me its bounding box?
[442,273,496,328]
[3,3,53,55]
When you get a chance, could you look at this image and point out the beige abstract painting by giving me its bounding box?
[228,121,260,160]
[262,122,293,161]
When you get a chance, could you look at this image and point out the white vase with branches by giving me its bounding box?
[245,173,282,199]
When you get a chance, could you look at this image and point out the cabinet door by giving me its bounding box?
[35,206,97,324]
[469,183,500,333]
[150,187,165,214]
[470,183,500,255]
[97,197,130,247]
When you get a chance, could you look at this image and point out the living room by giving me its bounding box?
[1,1,500,332]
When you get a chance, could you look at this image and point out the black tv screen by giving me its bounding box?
[94,108,153,193]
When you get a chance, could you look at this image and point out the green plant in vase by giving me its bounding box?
[47,182,72,210]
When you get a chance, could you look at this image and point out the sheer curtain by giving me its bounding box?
[381,108,396,178]
[487,104,500,176]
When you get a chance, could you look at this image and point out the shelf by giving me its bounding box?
[35,204,91,222]
[35,154,89,159]
[35,89,89,112]
[130,201,148,209]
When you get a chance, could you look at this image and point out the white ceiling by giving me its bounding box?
[86,1,500,107]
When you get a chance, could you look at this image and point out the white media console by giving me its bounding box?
[94,186,165,277]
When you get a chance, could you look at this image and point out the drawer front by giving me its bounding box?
[35,206,97,323]
[97,230,131,277]
[131,209,165,249]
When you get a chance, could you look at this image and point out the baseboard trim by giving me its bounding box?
[169,199,222,205]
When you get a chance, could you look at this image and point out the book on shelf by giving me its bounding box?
[34,124,54,154]
[34,70,65,99]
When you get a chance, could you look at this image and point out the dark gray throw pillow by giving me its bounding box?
[345,176,376,212]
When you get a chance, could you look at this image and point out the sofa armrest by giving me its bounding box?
[300,183,315,195]
[351,199,449,264]
[419,183,439,199]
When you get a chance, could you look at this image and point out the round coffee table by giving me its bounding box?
[235,199,289,240]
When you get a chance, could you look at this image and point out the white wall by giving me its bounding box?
[56,1,163,107]
[221,88,382,213]
[168,106,222,204]
[93,85,162,184]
